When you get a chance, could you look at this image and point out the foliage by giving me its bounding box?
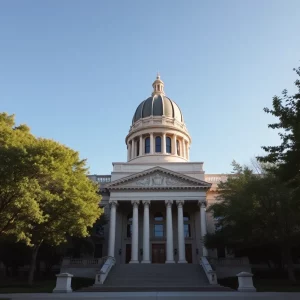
[0,113,103,284]
[206,161,300,281]
[258,66,300,188]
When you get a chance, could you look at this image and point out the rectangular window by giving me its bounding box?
[136,140,140,156]
[184,224,191,238]
[127,224,132,238]
[154,224,164,237]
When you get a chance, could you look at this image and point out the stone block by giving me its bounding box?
[237,271,256,292]
[53,272,73,293]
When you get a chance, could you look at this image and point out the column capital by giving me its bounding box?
[176,200,184,207]
[109,201,118,207]
[165,200,173,207]
[142,200,150,206]
[131,200,140,207]
[198,201,206,208]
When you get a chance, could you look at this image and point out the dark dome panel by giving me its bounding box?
[142,97,153,118]
[133,101,145,123]
[153,95,163,116]
[164,97,173,118]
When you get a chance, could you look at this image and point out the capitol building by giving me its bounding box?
[89,75,227,264]
[62,75,250,289]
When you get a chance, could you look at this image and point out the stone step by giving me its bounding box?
[103,264,210,287]
[79,286,233,292]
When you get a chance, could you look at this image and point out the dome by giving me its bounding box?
[132,74,184,124]
[132,95,184,124]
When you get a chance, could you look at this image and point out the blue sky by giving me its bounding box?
[1,0,300,175]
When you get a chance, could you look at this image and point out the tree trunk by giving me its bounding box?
[282,244,296,282]
[28,243,42,286]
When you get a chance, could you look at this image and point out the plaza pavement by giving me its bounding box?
[1,292,300,300]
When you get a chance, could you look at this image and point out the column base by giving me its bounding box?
[141,260,151,264]
[178,260,187,263]
[165,260,175,264]
[129,260,139,264]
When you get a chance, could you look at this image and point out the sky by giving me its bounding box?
[1,0,300,175]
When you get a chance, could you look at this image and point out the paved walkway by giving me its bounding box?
[1,292,300,300]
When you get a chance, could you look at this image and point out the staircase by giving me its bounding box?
[80,264,232,292]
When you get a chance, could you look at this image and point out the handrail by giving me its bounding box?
[200,256,218,285]
[94,256,116,286]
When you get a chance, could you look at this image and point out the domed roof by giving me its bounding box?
[132,75,184,124]
[132,95,183,124]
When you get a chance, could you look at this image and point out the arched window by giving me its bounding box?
[127,213,133,238]
[176,140,180,155]
[136,140,140,156]
[153,212,164,237]
[145,137,150,154]
[183,212,191,237]
[166,137,171,153]
[155,136,161,153]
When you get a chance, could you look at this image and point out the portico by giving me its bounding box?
[105,167,211,264]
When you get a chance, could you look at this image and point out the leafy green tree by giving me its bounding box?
[0,113,44,241]
[0,113,102,284]
[206,161,300,282]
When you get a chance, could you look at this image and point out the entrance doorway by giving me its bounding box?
[126,244,131,264]
[185,244,192,263]
[152,244,166,263]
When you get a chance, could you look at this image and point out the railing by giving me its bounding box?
[205,175,228,183]
[61,258,104,267]
[209,257,250,266]
[94,256,116,286]
[200,256,218,285]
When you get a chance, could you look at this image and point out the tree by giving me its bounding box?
[258,66,300,187]
[206,161,300,282]
[0,113,44,242]
[0,113,102,284]
[256,65,300,280]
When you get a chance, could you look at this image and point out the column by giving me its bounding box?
[108,201,118,257]
[165,200,175,263]
[176,201,187,263]
[199,201,208,256]
[183,140,186,159]
[150,133,154,154]
[131,140,135,159]
[172,134,177,155]
[128,143,132,160]
[142,201,150,263]
[139,136,143,156]
[130,200,140,263]
[162,133,166,154]
[187,143,190,160]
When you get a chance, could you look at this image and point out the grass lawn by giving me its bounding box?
[0,277,94,294]
[219,276,300,292]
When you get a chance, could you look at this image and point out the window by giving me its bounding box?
[153,212,164,238]
[145,137,150,154]
[183,213,191,238]
[155,136,161,152]
[176,140,180,155]
[136,140,140,156]
[166,137,171,153]
[154,224,164,237]
[154,212,164,221]
[127,213,133,238]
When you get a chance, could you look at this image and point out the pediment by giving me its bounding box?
[106,167,211,190]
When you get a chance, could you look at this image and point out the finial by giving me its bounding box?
[152,72,165,96]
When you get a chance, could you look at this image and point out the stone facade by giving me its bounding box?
[87,75,228,266]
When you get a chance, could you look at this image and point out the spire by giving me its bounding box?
[152,73,165,96]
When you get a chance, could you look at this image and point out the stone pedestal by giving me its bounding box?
[237,272,256,292]
[53,273,73,293]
